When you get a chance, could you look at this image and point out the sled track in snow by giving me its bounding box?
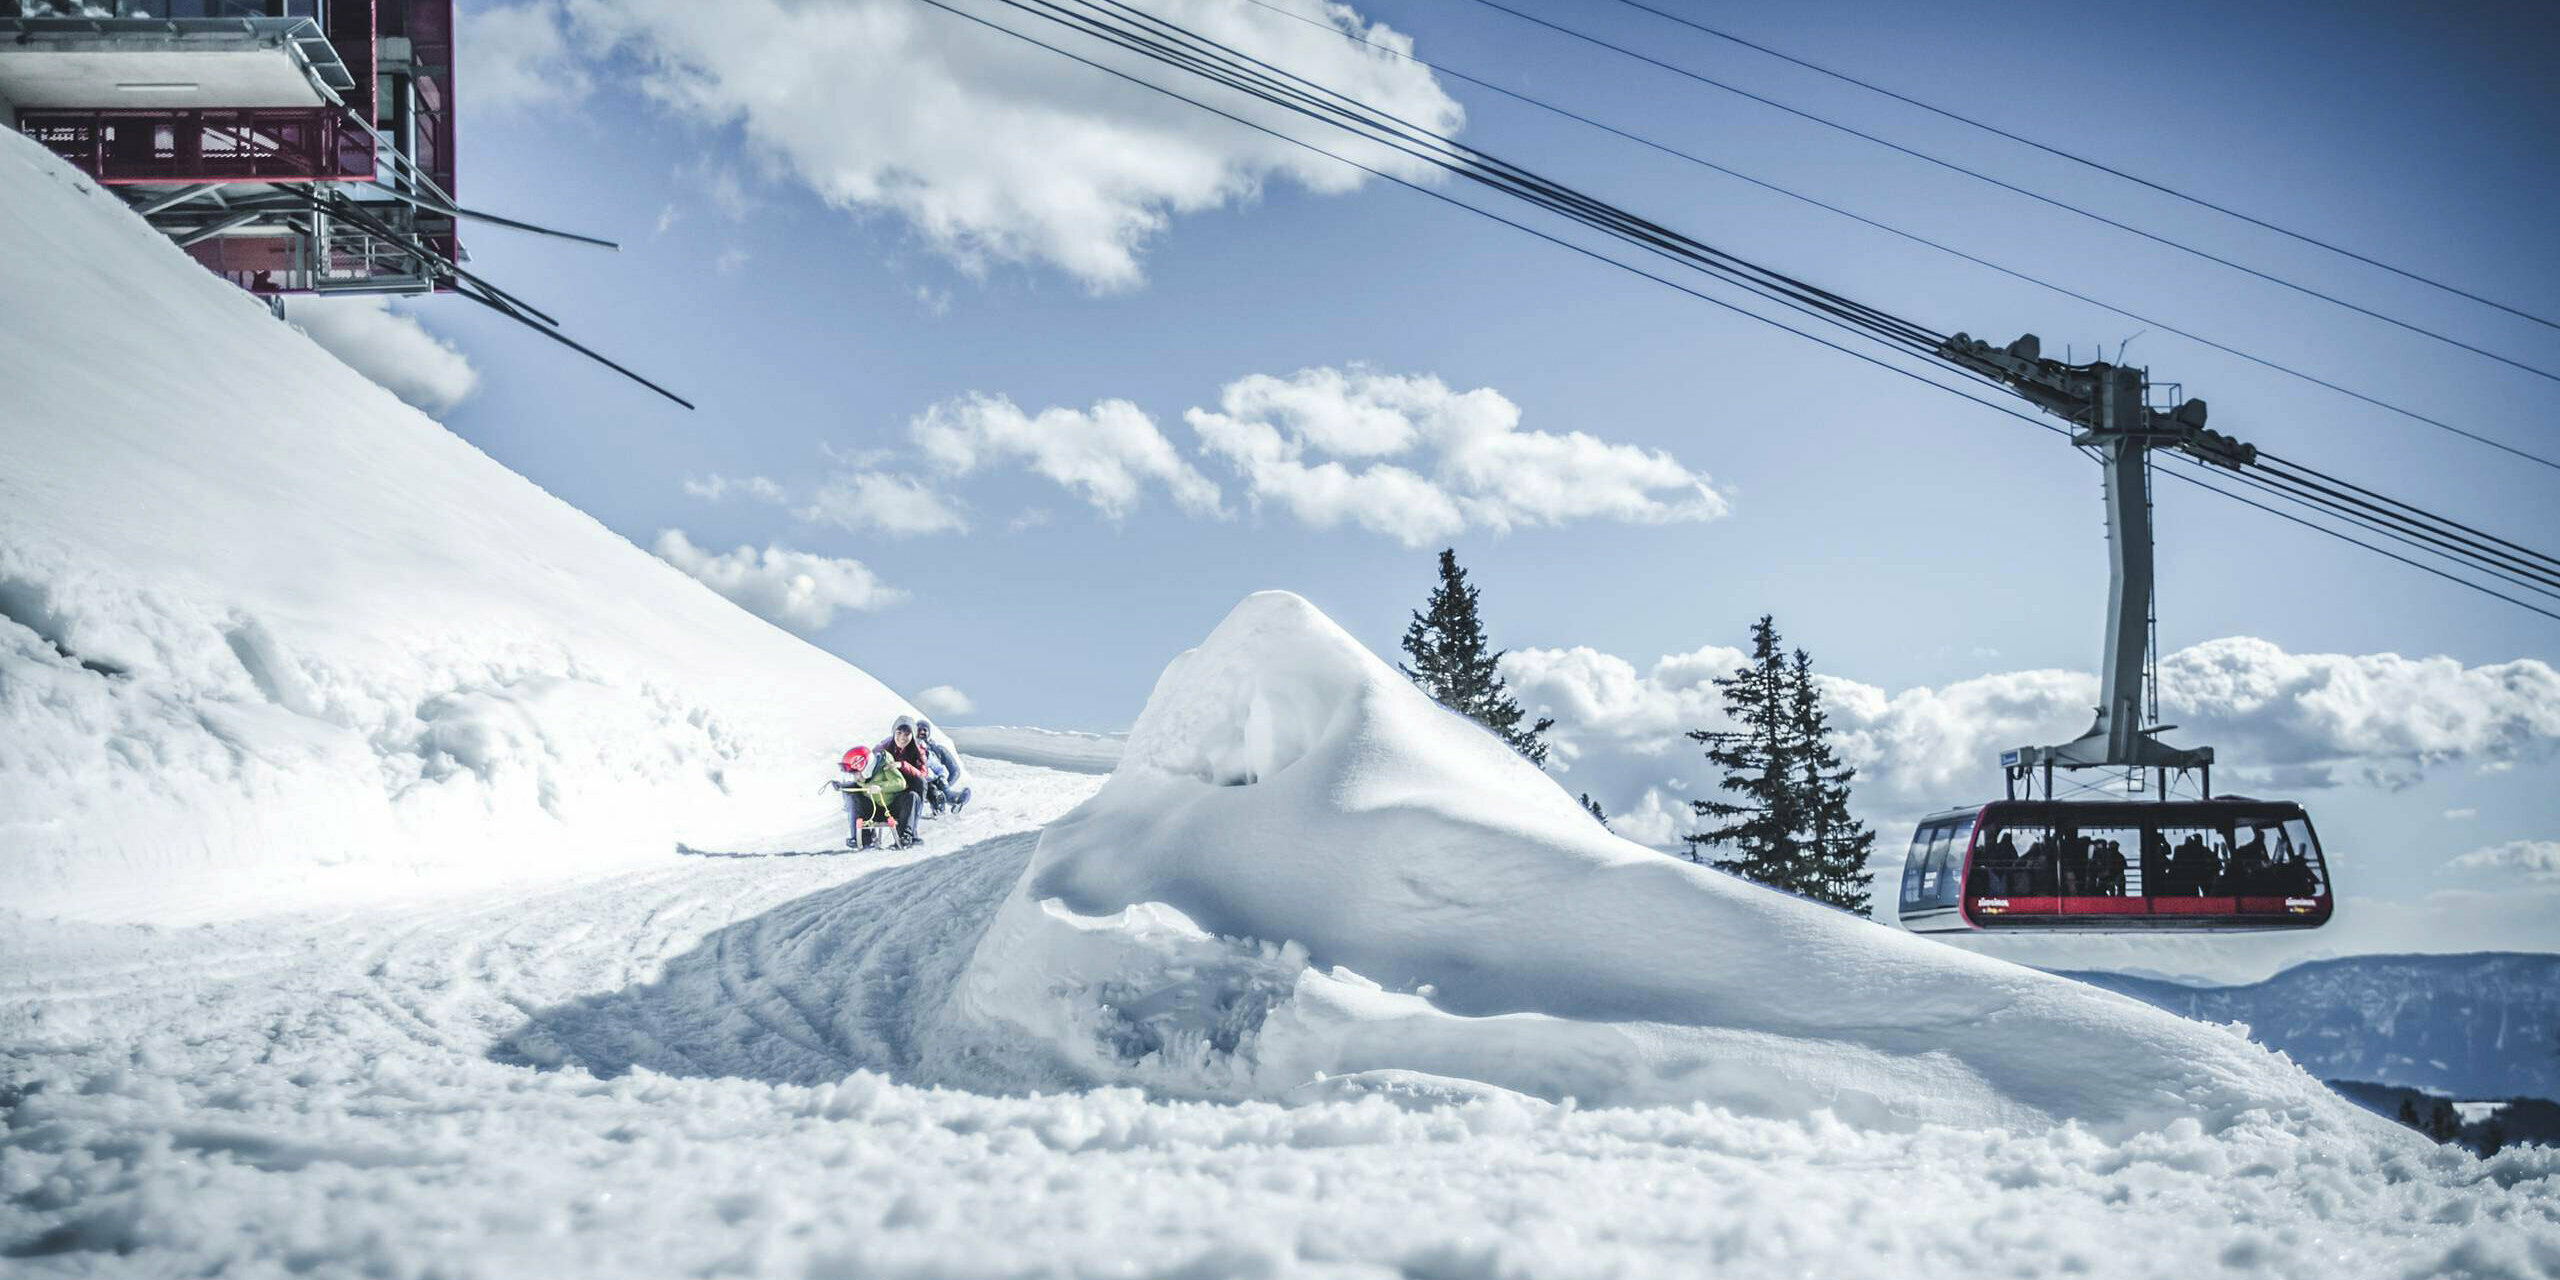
[497,832,1038,1085]
[1,763,1095,1105]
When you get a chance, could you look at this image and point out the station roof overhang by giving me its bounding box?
[0,17,352,110]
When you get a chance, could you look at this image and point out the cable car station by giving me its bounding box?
[0,1,687,404]
[1,0,455,296]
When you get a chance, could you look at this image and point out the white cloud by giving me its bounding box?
[2159,639,2560,787]
[912,393,1222,520]
[551,0,1460,289]
[1817,669,2095,803]
[683,474,787,504]
[282,296,478,414]
[1187,367,1726,546]
[1608,788,1691,848]
[2444,808,2479,821]
[652,530,903,633]
[714,246,751,276]
[913,685,975,719]
[1503,636,2560,853]
[800,472,971,537]
[463,2,593,110]
[2449,840,2560,880]
[1502,644,1742,756]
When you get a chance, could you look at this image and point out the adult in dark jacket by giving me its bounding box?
[875,716,929,846]
[916,719,971,815]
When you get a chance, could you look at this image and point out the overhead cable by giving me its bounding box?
[1241,0,2560,471]
[1598,0,2560,335]
[904,0,2560,621]
[1459,0,2560,385]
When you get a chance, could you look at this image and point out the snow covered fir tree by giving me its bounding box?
[1685,615,1875,916]
[1785,649,1876,916]
[1399,548,1553,768]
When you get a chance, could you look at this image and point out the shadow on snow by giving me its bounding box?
[493,832,1036,1088]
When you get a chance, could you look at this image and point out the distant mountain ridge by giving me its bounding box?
[2061,952,2560,1099]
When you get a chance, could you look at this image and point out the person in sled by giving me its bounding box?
[874,716,930,846]
[835,744,905,849]
[915,719,971,817]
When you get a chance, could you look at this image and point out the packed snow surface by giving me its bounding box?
[7,753,2555,1278]
[0,130,907,921]
[2,128,2555,1276]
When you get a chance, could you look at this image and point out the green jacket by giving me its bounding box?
[843,760,906,808]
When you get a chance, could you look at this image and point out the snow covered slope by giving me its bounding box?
[0,130,907,921]
[945,592,2386,1135]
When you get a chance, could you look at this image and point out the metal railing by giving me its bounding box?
[17,109,372,182]
[1,3,321,19]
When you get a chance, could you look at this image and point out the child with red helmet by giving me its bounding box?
[834,742,906,850]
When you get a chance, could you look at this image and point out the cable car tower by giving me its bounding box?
[1936,333,2255,801]
[1898,334,2332,933]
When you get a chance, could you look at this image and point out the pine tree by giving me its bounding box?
[1579,792,1609,828]
[1400,548,1554,766]
[2426,1100,2462,1143]
[1787,648,1875,917]
[2396,1097,2423,1130]
[1684,615,1799,876]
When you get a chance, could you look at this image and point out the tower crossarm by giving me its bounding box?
[1937,332,2256,468]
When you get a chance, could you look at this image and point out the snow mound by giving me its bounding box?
[951,592,2382,1134]
[0,130,907,921]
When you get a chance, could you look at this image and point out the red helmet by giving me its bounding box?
[840,745,872,773]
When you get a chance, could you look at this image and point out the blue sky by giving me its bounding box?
[353,0,2557,971]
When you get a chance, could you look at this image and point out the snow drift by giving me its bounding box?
[0,130,906,921]
[949,592,2384,1134]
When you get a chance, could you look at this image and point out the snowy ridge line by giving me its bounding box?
[0,129,912,923]
[2061,950,2560,1100]
[946,723,1127,774]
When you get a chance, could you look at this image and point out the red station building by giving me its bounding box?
[3,2,686,404]
[1,1,459,296]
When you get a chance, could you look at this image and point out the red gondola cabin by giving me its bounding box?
[1898,798,2333,933]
